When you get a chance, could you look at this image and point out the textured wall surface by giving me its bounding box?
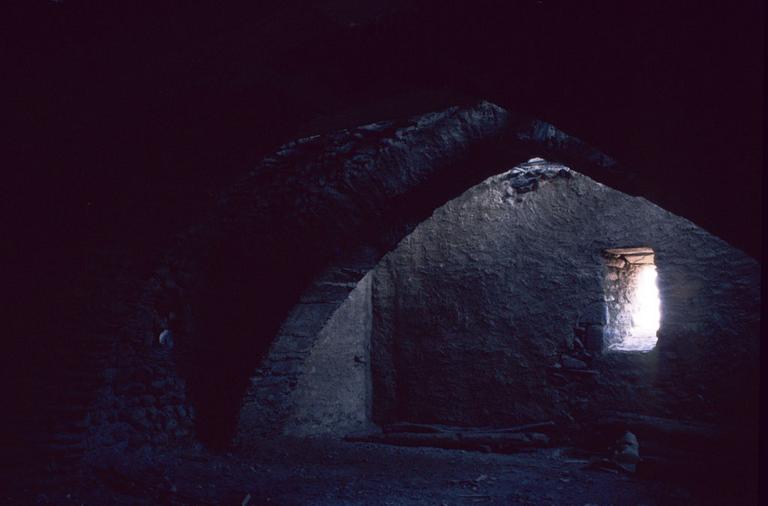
[77,102,757,453]
[371,160,760,428]
[120,101,623,447]
[282,272,373,436]
[236,272,374,441]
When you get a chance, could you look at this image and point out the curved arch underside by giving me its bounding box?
[87,102,760,449]
[179,101,627,446]
[236,159,759,442]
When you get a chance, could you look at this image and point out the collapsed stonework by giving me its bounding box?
[70,102,759,460]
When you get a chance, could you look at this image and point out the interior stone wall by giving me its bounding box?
[371,160,760,429]
[235,267,376,442]
[282,273,373,436]
[77,102,756,454]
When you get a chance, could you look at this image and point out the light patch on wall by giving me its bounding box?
[631,266,660,336]
[603,247,660,352]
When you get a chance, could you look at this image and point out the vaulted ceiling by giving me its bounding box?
[10,0,763,258]
[3,0,763,466]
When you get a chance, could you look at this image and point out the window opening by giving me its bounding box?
[602,247,660,352]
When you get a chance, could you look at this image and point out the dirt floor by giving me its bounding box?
[7,434,751,506]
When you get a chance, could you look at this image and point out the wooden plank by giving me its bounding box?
[346,430,550,453]
[383,420,556,435]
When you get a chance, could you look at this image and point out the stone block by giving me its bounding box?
[579,302,608,325]
[300,282,355,304]
[625,254,654,265]
[585,325,605,353]
[561,355,588,370]
[280,303,338,337]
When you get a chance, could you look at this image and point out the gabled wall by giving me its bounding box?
[371,161,760,429]
[81,102,757,452]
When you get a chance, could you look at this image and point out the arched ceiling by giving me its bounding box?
[6,1,762,386]
[13,0,762,257]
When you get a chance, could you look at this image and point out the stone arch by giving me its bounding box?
[177,102,626,446]
[235,158,760,444]
[89,102,759,450]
